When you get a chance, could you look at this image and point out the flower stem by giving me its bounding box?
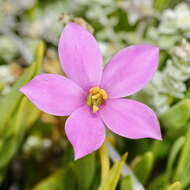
[99,142,110,182]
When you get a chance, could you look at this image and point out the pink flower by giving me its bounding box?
[20,23,162,160]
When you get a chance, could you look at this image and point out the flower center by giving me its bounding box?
[86,87,108,112]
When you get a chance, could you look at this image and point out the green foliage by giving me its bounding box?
[98,153,128,190]
[71,153,96,190]
[165,137,185,184]
[33,154,96,190]
[167,182,182,190]
[0,42,44,134]
[0,42,44,182]
[33,168,75,190]
[160,99,190,130]
[174,128,190,181]
[132,152,154,184]
[120,176,134,190]
[1,0,190,189]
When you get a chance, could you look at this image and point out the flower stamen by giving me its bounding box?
[86,87,108,112]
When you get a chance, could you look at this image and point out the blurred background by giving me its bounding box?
[1,0,190,189]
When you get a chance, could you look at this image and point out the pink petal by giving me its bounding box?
[99,98,162,140]
[20,74,85,116]
[58,22,103,90]
[65,106,105,160]
[101,45,159,98]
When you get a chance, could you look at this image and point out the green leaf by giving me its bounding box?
[153,0,180,11]
[11,96,41,134]
[0,97,41,170]
[0,42,44,182]
[33,168,76,190]
[147,173,167,190]
[72,153,96,190]
[99,143,110,182]
[120,176,133,190]
[0,41,44,135]
[165,137,185,184]
[34,153,96,190]
[174,128,190,180]
[160,99,190,130]
[132,152,154,184]
[167,182,181,190]
[180,161,190,189]
[98,153,128,190]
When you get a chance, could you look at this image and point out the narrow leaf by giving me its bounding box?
[33,168,76,190]
[99,142,110,182]
[120,176,134,190]
[0,41,44,134]
[167,182,181,190]
[165,137,185,184]
[132,152,154,184]
[98,153,128,190]
[174,128,190,180]
[72,153,96,190]
[160,99,190,130]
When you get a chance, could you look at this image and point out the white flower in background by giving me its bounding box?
[0,66,14,84]
[13,0,35,10]
[74,0,111,6]
[155,39,190,98]
[120,0,155,24]
[145,3,190,49]
[0,65,15,95]
[0,36,17,62]
[136,39,190,114]
[19,2,64,44]
[98,41,120,63]
[146,26,180,49]
[23,136,41,153]
[71,0,126,56]
[0,65,15,86]
[173,38,190,62]
[159,2,190,34]
[98,42,109,58]
[23,136,52,158]
[2,0,36,15]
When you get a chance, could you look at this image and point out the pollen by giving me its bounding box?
[86,87,108,112]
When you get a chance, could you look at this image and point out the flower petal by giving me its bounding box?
[99,98,162,140]
[20,74,85,116]
[101,45,159,98]
[65,106,105,160]
[58,22,103,90]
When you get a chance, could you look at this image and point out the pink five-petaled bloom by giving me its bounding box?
[20,22,162,160]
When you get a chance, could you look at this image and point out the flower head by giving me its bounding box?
[20,22,162,160]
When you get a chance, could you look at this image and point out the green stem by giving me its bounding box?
[99,142,110,182]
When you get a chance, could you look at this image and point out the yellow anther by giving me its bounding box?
[92,94,101,99]
[93,105,99,112]
[86,87,108,112]
[89,87,100,93]
[100,89,108,100]
[86,94,92,106]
